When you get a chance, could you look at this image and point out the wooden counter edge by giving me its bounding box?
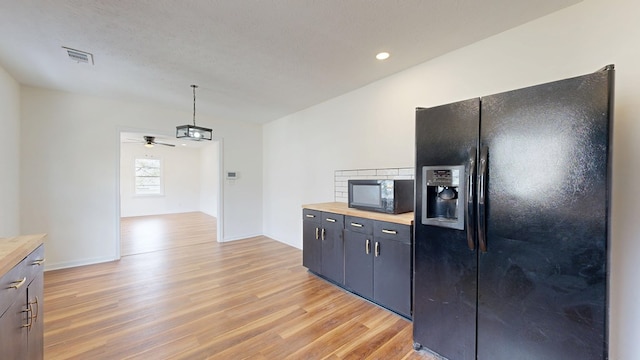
[0,233,46,277]
[302,202,414,225]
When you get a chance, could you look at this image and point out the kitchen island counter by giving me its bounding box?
[0,234,46,277]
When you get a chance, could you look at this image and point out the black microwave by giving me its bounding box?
[348,179,414,214]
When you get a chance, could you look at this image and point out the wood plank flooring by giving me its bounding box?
[44,213,435,359]
[120,212,217,256]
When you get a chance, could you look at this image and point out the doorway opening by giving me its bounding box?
[118,130,222,257]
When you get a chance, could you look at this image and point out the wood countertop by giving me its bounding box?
[0,234,46,277]
[302,202,414,225]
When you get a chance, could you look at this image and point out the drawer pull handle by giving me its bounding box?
[305,214,315,218]
[381,229,397,235]
[375,242,380,257]
[326,218,336,223]
[9,277,26,289]
[32,258,45,266]
[315,227,319,240]
[350,222,363,228]
[366,239,371,254]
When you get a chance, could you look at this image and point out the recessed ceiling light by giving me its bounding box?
[376,52,390,60]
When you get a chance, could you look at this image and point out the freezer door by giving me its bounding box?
[477,67,613,360]
[413,98,480,360]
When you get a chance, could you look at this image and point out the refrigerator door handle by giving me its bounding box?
[466,147,477,251]
[477,146,488,252]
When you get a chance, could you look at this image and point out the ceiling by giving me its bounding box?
[0,0,581,125]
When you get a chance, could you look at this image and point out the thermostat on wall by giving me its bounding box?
[226,171,239,180]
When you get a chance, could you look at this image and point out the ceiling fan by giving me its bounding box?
[140,135,175,148]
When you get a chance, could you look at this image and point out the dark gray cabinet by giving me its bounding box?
[0,244,45,359]
[320,213,345,285]
[344,216,412,318]
[303,206,412,318]
[344,217,374,298]
[0,292,27,359]
[302,209,322,274]
[372,220,412,317]
[26,271,43,360]
[302,209,345,285]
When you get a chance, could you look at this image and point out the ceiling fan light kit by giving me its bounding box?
[176,84,213,141]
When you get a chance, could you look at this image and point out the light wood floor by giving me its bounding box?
[120,212,217,256]
[44,213,435,359]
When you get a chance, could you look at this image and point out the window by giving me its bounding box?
[135,158,162,195]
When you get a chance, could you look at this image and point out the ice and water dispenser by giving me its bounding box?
[421,165,465,230]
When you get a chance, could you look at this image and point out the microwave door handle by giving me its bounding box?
[466,147,476,251]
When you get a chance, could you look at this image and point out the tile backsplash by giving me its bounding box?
[334,167,414,202]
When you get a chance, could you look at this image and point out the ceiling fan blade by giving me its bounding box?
[154,141,176,147]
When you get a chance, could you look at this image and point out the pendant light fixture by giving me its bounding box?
[176,84,213,141]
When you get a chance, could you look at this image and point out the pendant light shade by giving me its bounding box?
[176,85,212,141]
[176,124,213,140]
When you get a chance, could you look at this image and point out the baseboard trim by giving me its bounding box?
[220,233,263,242]
[44,256,118,271]
[262,232,301,249]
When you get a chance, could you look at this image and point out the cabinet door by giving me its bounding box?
[0,296,28,359]
[373,222,412,318]
[320,213,345,285]
[374,238,412,317]
[27,272,43,360]
[302,210,322,274]
[344,230,373,298]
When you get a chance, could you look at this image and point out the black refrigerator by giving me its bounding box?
[413,65,614,360]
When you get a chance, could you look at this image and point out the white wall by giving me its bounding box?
[199,142,219,217]
[20,87,263,269]
[262,0,640,358]
[0,64,20,237]
[120,142,202,217]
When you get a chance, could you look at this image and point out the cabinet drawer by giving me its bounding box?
[322,212,344,228]
[374,221,412,245]
[303,209,322,223]
[25,245,45,282]
[0,245,44,317]
[345,216,373,235]
[0,256,29,317]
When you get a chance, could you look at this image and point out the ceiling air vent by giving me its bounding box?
[62,47,94,65]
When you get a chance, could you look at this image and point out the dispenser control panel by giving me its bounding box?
[425,169,460,187]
